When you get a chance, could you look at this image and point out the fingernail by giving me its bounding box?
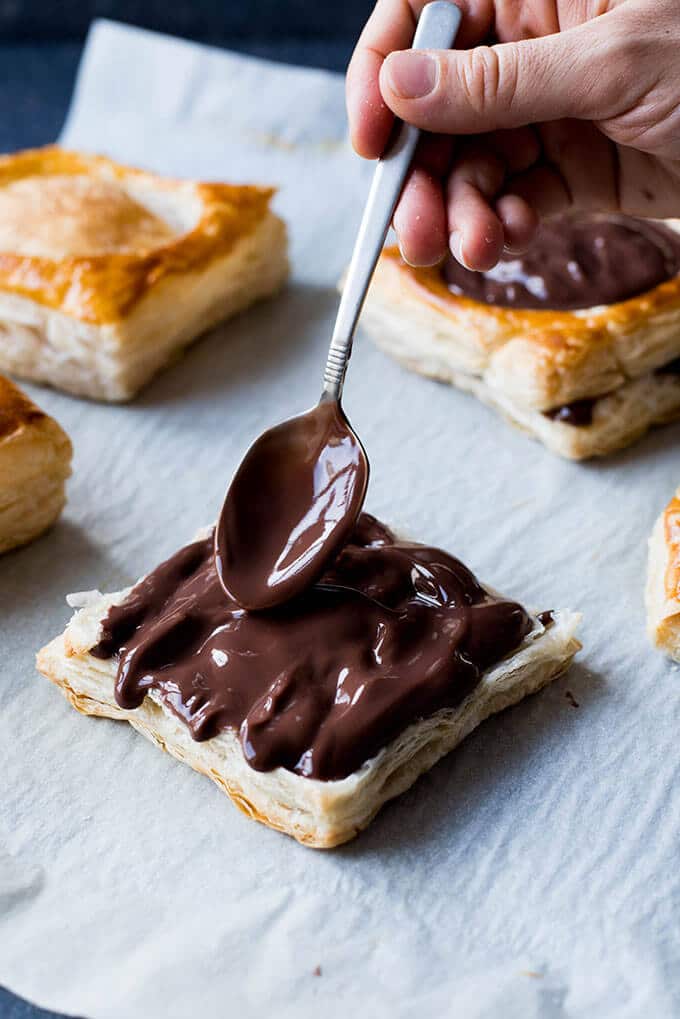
[397,239,416,267]
[449,230,471,270]
[385,52,438,99]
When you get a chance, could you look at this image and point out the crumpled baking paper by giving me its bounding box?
[2,18,680,1019]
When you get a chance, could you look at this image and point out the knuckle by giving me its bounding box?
[458,46,509,119]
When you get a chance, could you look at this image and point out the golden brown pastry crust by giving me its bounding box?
[0,146,289,401]
[0,374,72,553]
[359,244,680,459]
[374,242,680,410]
[0,373,48,441]
[646,487,680,662]
[664,492,680,610]
[0,146,276,324]
[36,539,581,847]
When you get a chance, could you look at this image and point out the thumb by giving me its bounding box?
[378,20,619,134]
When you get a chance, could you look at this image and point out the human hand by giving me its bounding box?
[346,0,680,270]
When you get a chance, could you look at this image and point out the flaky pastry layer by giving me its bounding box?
[369,242,680,409]
[0,375,72,553]
[0,146,289,400]
[646,487,680,662]
[360,249,680,460]
[36,555,581,848]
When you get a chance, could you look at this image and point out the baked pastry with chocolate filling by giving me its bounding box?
[359,215,680,459]
[646,487,680,662]
[0,146,288,401]
[0,374,72,553]
[37,514,580,847]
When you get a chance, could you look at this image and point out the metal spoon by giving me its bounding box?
[215,1,462,610]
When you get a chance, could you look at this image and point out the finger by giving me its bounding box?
[505,165,572,218]
[346,0,417,159]
[486,126,541,174]
[379,16,620,135]
[495,194,538,252]
[493,1,560,39]
[537,120,619,212]
[393,167,448,266]
[346,0,494,158]
[446,147,505,270]
[413,133,454,178]
[617,147,680,217]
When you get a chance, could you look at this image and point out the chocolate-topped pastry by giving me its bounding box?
[91,514,532,781]
[39,516,581,846]
[443,215,680,311]
[359,213,680,459]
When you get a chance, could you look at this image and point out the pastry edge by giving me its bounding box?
[36,586,581,849]
[366,243,680,412]
[0,210,288,402]
[0,146,279,323]
[0,375,72,553]
[646,489,680,662]
[359,271,680,460]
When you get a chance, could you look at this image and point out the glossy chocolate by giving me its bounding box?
[656,356,680,376]
[544,353,680,427]
[90,515,534,781]
[543,398,597,427]
[215,399,368,610]
[443,215,680,311]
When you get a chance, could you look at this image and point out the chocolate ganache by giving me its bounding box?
[656,356,680,376]
[215,399,368,611]
[90,514,533,781]
[544,398,597,427]
[443,215,680,311]
[545,352,680,427]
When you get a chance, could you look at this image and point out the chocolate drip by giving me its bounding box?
[543,352,680,427]
[442,215,680,311]
[543,398,597,427]
[90,515,533,781]
[656,356,680,376]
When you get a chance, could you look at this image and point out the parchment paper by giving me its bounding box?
[2,19,680,1019]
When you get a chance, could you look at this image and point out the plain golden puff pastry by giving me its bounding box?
[0,374,72,553]
[646,487,680,662]
[359,216,680,460]
[37,525,581,848]
[0,146,288,401]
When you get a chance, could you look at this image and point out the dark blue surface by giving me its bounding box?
[0,0,370,42]
[0,989,80,1019]
[1,9,364,1016]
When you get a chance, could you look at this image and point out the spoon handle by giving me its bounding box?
[322,1,462,401]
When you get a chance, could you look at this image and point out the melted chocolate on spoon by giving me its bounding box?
[215,399,368,610]
[91,514,534,781]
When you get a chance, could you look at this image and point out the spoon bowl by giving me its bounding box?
[215,398,368,610]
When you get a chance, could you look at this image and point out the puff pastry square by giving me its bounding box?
[37,530,581,848]
[0,146,289,401]
[646,487,680,662]
[360,240,680,460]
[0,374,72,553]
